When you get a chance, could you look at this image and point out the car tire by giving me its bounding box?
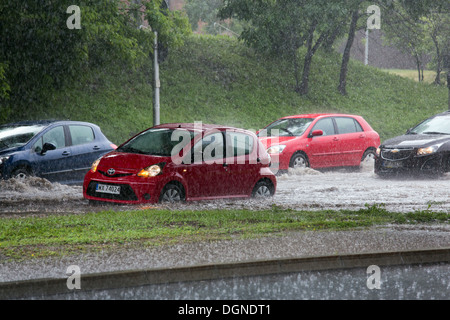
[252,180,274,198]
[289,152,309,169]
[361,149,376,163]
[12,167,31,180]
[159,183,185,203]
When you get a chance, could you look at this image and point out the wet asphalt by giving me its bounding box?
[1,224,449,283]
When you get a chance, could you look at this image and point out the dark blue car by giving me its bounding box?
[0,120,117,184]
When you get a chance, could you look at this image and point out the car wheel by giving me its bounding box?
[361,149,376,163]
[12,167,31,180]
[289,152,309,169]
[159,183,185,203]
[252,180,274,198]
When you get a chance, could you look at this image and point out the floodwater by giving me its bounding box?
[0,159,449,214]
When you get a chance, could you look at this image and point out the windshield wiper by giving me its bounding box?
[280,128,294,136]
[422,131,449,135]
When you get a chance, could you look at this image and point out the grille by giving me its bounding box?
[381,148,414,161]
[98,170,133,178]
[86,181,138,201]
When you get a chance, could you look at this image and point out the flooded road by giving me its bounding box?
[0,160,449,215]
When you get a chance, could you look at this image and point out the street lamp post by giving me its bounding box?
[153,30,160,126]
[140,25,160,126]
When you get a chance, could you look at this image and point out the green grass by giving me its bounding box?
[381,68,447,85]
[0,205,448,260]
[4,34,448,144]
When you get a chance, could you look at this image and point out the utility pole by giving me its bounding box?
[140,25,160,126]
[153,30,160,126]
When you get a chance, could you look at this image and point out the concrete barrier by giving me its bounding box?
[1,247,449,299]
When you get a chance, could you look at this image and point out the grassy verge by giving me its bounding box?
[0,204,448,261]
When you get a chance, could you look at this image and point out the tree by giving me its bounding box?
[0,0,190,116]
[219,0,351,95]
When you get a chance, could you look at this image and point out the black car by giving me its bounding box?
[375,111,450,176]
[0,120,117,184]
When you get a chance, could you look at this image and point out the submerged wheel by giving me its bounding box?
[361,149,376,163]
[252,180,274,198]
[289,152,309,169]
[12,167,31,180]
[159,183,185,203]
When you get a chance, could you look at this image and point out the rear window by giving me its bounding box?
[69,125,95,146]
[335,117,363,134]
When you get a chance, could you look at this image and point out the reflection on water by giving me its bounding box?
[46,263,449,300]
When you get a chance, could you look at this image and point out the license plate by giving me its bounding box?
[382,161,403,169]
[96,184,121,195]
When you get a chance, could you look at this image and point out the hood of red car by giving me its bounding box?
[258,136,298,148]
[98,151,171,171]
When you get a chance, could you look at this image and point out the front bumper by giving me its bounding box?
[374,150,445,175]
[83,171,162,204]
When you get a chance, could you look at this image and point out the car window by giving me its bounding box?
[226,132,254,157]
[410,115,450,135]
[311,118,335,136]
[69,125,95,146]
[193,132,224,162]
[259,118,314,137]
[0,124,46,150]
[42,126,66,149]
[335,117,363,134]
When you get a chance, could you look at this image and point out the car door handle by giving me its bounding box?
[333,137,339,141]
[93,146,101,150]
[62,151,71,156]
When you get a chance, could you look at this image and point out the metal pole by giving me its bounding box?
[365,29,369,66]
[153,31,160,126]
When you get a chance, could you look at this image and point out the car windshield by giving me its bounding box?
[409,115,450,135]
[0,124,46,150]
[116,128,195,156]
[258,118,314,137]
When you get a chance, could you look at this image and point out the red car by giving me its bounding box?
[257,114,380,171]
[83,123,276,204]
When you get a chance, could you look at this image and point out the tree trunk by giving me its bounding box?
[447,72,450,110]
[298,20,328,95]
[431,33,442,85]
[338,10,359,96]
[298,21,317,95]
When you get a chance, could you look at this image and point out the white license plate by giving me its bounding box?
[96,184,121,195]
[383,161,403,169]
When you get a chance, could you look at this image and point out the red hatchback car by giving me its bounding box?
[257,114,380,171]
[83,123,276,204]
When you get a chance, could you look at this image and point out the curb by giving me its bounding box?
[1,247,449,299]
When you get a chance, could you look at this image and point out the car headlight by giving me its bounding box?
[90,158,101,173]
[137,164,162,178]
[0,156,10,165]
[376,148,381,156]
[417,144,441,156]
[267,145,286,154]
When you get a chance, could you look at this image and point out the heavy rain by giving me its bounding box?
[1,0,449,304]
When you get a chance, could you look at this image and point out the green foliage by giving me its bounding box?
[0,0,190,115]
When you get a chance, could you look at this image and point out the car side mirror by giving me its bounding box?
[310,130,323,137]
[41,142,56,155]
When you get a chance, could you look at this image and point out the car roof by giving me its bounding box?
[153,123,248,132]
[0,120,99,128]
[280,113,360,119]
